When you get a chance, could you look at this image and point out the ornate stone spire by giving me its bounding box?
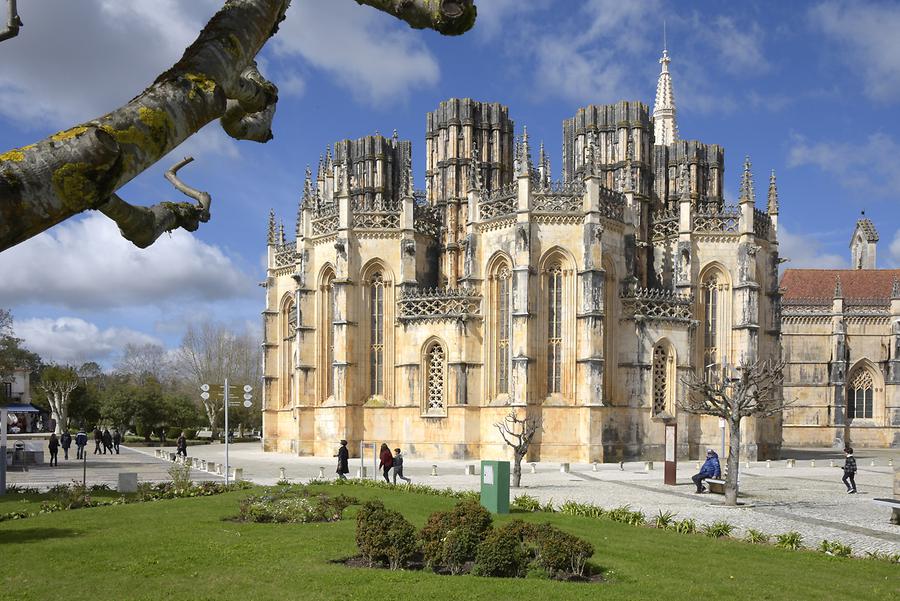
[298,165,312,235]
[623,135,635,192]
[653,40,677,146]
[679,160,690,200]
[833,275,843,299]
[584,133,597,178]
[516,126,532,177]
[538,141,548,186]
[404,153,414,197]
[468,141,482,192]
[892,275,900,299]
[739,155,755,204]
[316,153,325,181]
[267,208,276,245]
[767,169,779,215]
[279,222,286,245]
[324,145,333,173]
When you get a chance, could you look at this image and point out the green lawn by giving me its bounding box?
[0,485,896,601]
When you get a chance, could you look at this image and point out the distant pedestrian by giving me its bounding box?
[335,439,349,480]
[102,428,113,454]
[93,427,102,454]
[392,448,411,485]
[692,449,721,493]
[48,433,59,466]
[841,447,857,494]
[60,430,72,460]
[112,428,121,454]
[75,428,87,459]
[176,432,187,458]
[378,443,393,483]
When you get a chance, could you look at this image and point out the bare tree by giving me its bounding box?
[0,0,477,252]
[173,320,261,436]
[116,342,173,386]
[679,359,789,505]
[38,365,79,434]
[494,410,543,488]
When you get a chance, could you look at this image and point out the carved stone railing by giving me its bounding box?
[397,287,482,322]
[694,206,740,234]
[753,208,771,240]
[353,211,400,229]
[532,180,584,213]
[274,242,298,269]
[596,186,626,222]
[414,203,441,239]
[650,207,679,240]
[621,287,694,322]
[478,183,517,220]
[310,201,338,236]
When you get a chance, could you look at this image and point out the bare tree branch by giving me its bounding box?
[494,409,542,487]
[220,62,278,142]
[0,0,22,43]
[95,156,211,248]
[355,0,476,36]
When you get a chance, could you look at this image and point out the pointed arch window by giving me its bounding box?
[703,274,720,380]
[320,271,335,401]
[547,263,563,394]
[369,271,385,397]
[282,298,295,408]
[848,370,873,420]
[424,342,445,415]
[496,265,511,395]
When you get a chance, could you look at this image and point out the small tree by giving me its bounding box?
[679,359,789,505]
[38,364,79,434]
[494,410,542,488]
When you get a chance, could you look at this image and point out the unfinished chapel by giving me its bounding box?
[261,49,786,462]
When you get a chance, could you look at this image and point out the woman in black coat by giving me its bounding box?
[335,439,349,480]
[48,433,60,466]
[60,431,72,460]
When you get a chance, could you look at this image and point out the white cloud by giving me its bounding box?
[811,1,900,103]
[787,132,900,198]
[271,0,439,106]
[0,213,253,311]
[14,317,162,365]
[700,16,769,75]
[778,225,847,269]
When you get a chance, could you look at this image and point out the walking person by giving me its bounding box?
[60,430,72,460]
[692,449,721,493]
[112,428,121,454]
[176,431,188,458]
[378,443,393,484]
[93,427,102,455]
[102,428,113,454]
[392,448,411,484]
[335,439,349,480]
[47,432,59,466]
[841,447,858,494]
[75,428,87,460]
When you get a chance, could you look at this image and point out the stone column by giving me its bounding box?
[510,167,532,406]
[578,175,606,406]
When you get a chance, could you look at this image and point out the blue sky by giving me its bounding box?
[1,0,898,366]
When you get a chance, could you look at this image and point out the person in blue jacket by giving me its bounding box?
[692,449,721,493]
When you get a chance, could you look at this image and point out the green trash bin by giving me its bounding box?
[480,460,510,514]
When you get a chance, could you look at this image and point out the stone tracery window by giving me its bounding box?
[369,272,384,397]
[701,271,727,381]
[496,264,511,395]
[320,270,335,400]
[547,263,563,394]
[424,342,445,415]
[847,369,873,420]
[282,298,295,408]
[652,342,674,415]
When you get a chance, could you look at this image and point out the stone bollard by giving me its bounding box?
[169,452,177,462]
[786,459,795,468]
[207,461,216,473]
[745,460,750,469]
[464,465,474,476]
[216,464,223,476]
[201,459,208,470]
[560,463,570,474]
[530,463,536,474]
[233,468,243,481]
[644,461,654,472]
[279,467,286,480]
[889,458,894,467]
[592,462,599,472]
[318,466,325,479]
[810,460,816,468]
[696,461,701,470]
[431,465,438,476]
[870,459,876,467]
[356,467,367,478]
[830,460,836,468]
[766,460,771,468]
[118,472,138,493]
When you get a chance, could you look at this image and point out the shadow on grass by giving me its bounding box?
[0,528,80,545]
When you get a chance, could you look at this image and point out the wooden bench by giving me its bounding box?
[705,478,726,494]
[871,498,900,525]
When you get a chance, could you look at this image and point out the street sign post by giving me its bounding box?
[200,380,252,486]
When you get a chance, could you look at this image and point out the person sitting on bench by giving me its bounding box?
[692,449,721,493]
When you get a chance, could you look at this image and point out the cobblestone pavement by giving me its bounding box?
[151,442,899,557]
[4,445,221,489]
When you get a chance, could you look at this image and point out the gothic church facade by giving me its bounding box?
[261,50,784,462]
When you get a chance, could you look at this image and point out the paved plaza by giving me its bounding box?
[5,442,898,556]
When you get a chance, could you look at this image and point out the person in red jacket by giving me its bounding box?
[378,443,393,483]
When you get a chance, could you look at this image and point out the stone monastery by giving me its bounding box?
[261,48,893,463]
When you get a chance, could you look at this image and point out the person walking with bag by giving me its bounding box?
[47,432,60,466]
[176,431,188,458]
[112,428,122,454]
[60,430,72,460]
[378,443,393,483]
[75,428,88,460]
[841,447,858,494]
[335,439,349,480]
[392,448,411,484]
[102,428,113,454]
[93,427,103,455]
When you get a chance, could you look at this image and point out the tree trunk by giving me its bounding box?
[725,416,742,506]
[512,451,523,488]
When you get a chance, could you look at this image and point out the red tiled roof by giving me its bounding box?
[779,269,900,301]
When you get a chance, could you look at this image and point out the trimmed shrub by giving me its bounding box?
[419,499,493,571]
[419,510,453,567]
[472,521,530,577]
[449,499,493,536]
[532,523,594,578]
[355,499,417,569]
[442,526,482,574]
